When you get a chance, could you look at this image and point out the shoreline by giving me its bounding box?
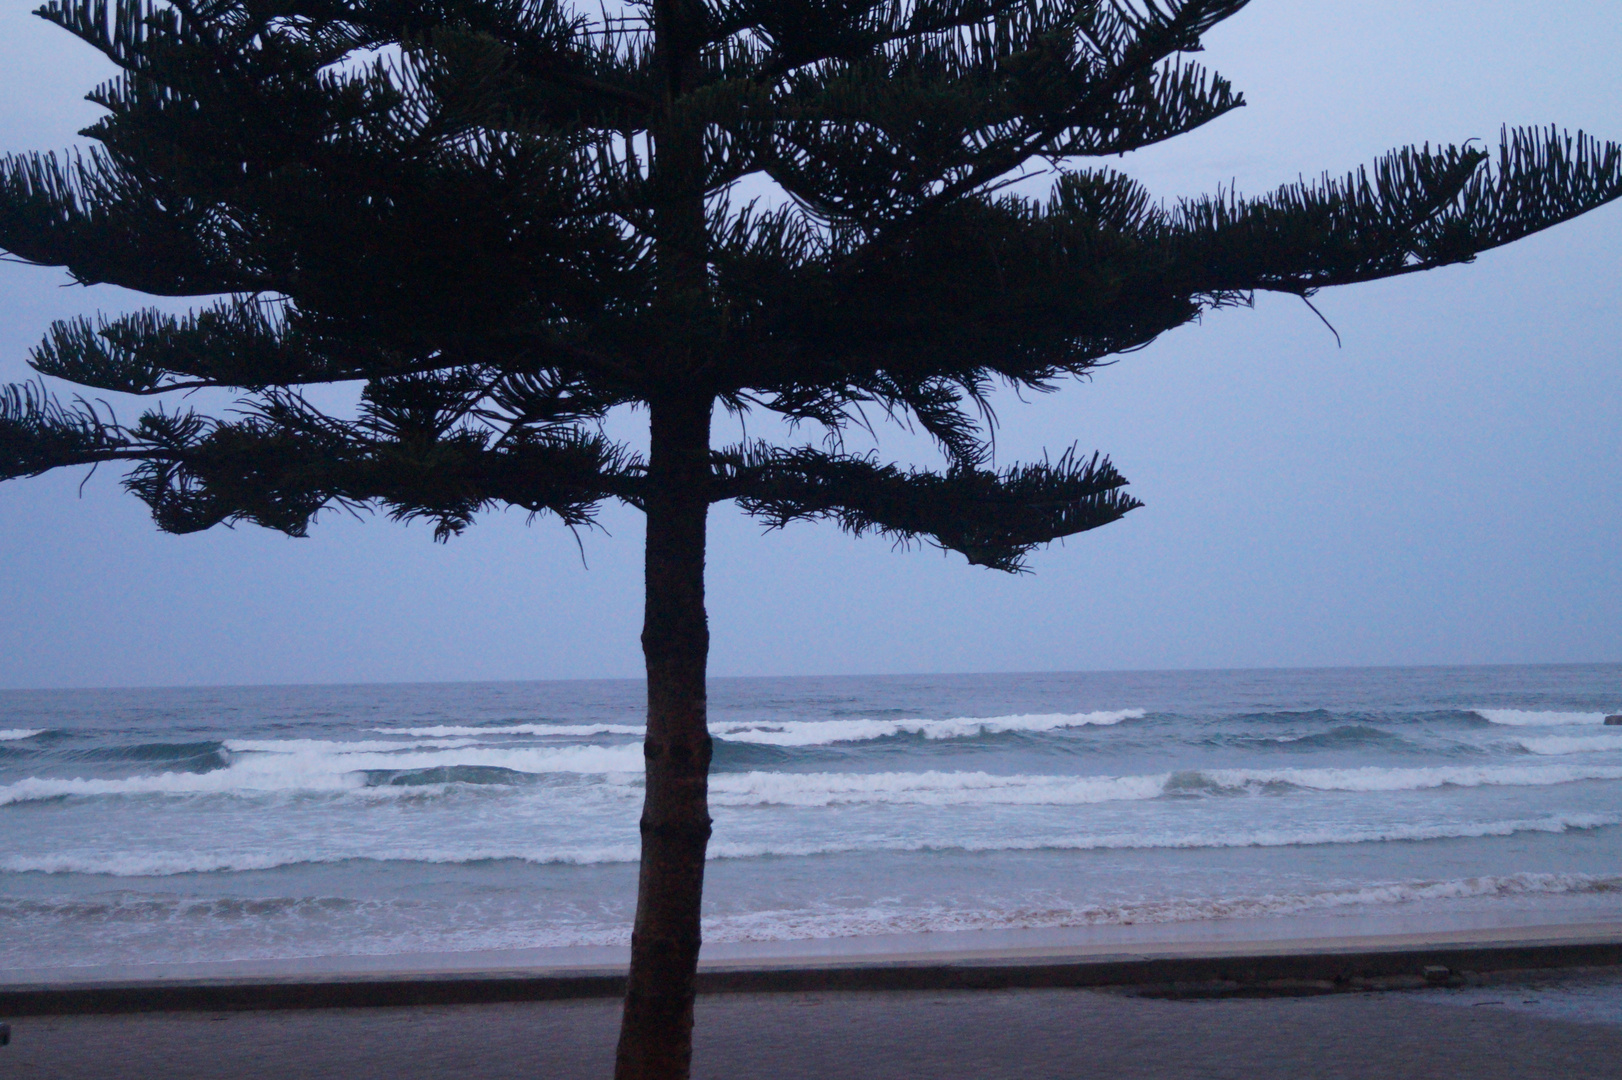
[6,918,1621,1017]
[10,901,1622,983]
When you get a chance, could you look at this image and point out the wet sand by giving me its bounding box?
[6,972,1622,1080]
[9,913,1621,987]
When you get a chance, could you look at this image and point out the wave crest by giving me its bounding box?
[699,871,1622,943]
[709,710,1145,747]
[706,761,1622,808]
[371,710,1145,747]
[0,741,646,806]
[1472,709,1609,727]
[1518,734,1622,755]
[6,813,1616,877]
[371,724,645,738]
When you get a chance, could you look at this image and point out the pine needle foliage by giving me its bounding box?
[4,0,1616,571]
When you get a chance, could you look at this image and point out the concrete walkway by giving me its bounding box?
[5,974,1622,1079]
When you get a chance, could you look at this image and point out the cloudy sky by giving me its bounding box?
[1,0,1618,689]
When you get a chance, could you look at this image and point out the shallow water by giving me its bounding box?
[3,665,1620,969]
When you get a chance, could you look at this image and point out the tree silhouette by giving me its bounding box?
[2,1,1619,1076]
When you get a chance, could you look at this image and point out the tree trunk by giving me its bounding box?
[614,393,714,1080]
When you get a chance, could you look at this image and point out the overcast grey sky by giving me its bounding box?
[1,1,1618,689]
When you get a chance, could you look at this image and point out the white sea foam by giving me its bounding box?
[3,851,335,876]
[370,710,1144,747]
[708,710,1145,746]
[1518,735,1622,755]
[698,871,1622,943]
[224,738,481,753]
[15,872,1613,958]
[8,746,1620,809]
[706,761,1622,808]
[706,812,1622,857]
[1472,709,1609,727]
[709,770,1167,807]
[0,845,646,876]
[371,724,646,738]
[0,769,365,806]
[0,741,647,806]
[1199,762,1622,794]
[0,729,44,741]
[9,812,1616,877]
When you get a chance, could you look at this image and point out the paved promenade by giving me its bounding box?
[5,972,1622,1079]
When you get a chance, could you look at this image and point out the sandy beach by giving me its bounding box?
[3,915,1619,1019]
[9,909,1620,989]
[6,970,1622,1079]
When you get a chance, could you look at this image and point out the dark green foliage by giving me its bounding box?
[1,381,122,477]
[3,0,1620,569]
[721,443,1138,571]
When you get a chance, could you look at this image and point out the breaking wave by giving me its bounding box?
[373,710,1145,747]
[1518,734,1622,756]
[1237,725,1415,751]
[0,729,45,741]
[708,710,1145,746]
[223,738,483,753]
[0,740,646,806]
[10,747,1622,809]
[6,812,1616,877]
[706,762,1622,808]
[699,871,1622,943]
[1472,709,1610,727]
[372,724,645,738]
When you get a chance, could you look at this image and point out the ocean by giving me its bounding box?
[3,664,1621,974]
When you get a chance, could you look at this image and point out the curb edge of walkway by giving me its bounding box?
[4,939,1621,1016]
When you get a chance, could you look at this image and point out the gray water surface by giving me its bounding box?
[4,664,1620,969]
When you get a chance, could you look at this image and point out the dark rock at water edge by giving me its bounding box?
[1605,715,1622,726]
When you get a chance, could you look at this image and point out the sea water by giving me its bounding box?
[3,665,1620,972]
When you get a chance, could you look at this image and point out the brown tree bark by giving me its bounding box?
[613,392,714,1080]
[615,3,716,1074]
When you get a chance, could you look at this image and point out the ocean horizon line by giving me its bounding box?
[3,658,1621,696]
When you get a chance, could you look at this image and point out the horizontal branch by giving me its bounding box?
[1,379,644,537]
[1173,127,1622,294]
[0,381,132,478]
[717,441,1141,571]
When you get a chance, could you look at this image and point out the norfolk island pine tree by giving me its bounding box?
[1,1,1620,1076]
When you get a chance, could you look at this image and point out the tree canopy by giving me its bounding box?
[4,0,1617,572]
